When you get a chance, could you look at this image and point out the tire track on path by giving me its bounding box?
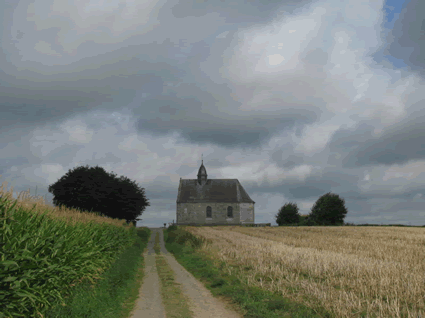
[130,228,244,318]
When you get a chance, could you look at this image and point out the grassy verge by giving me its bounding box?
[163,225,334,318]
[40,227,151,318]
[153,231,195,318]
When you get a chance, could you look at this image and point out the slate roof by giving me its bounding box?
[176,178,255,203]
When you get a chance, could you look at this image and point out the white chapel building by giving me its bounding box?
[176,159,255,225]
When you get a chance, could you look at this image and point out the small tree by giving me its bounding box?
[309,192,348,226]
[275,202,300,226]
[48,164,150,224]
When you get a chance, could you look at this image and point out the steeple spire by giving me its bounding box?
[197,154,207,185]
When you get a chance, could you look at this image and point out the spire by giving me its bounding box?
[197,154,207,185]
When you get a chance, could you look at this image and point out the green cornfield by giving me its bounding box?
[0,176,137,318]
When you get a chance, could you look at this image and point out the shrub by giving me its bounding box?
[298,215,319,226]
[167,224,178,232]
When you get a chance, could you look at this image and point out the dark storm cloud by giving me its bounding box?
[0,55,186,132]
[168,0,315,22]
[328,95,425,168]
[132,74,324,151]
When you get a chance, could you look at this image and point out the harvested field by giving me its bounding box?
[180,225,425,318]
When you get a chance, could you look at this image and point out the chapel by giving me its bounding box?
[176,159,255,225]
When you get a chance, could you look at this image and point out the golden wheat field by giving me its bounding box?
[182,225,425,318]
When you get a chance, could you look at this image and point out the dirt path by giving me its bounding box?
[130,228,244,318]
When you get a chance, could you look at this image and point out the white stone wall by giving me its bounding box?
[176,202,242,225]
[240,203,254,224]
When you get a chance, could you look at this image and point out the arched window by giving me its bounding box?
[227,206,233,218]
[206,206,212,218]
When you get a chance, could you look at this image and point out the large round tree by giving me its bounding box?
[308,192,348,226]
[275,202,301,226]
[48,164,150,224]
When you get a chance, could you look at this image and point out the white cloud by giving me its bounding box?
[34,41,62,57]
[59,120,95,144]
[294,123,341,154]
[267,54,285,66]
[216,31,229,39]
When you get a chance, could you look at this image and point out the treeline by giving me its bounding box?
[275,192,348,226]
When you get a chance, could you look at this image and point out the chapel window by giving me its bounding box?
[227,206,233,218]
[206,206,212,218]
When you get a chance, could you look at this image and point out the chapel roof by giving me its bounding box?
[176,178,255,203]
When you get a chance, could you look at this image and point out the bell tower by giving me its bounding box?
[197,153,207,185]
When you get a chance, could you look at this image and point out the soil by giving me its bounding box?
[129,228,244,318]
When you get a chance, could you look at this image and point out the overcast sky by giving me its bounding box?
[2,0,424,228]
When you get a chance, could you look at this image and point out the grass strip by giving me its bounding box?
[153,231,194,318]
[163,226,334,318]
[40,227,151,318]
